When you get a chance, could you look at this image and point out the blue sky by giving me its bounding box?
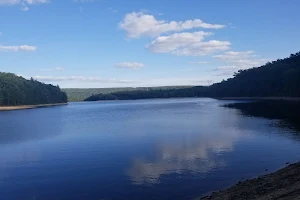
[0,0,299,88]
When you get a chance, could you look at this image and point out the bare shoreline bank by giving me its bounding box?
[216,97,300,101]
[0,103,68,111]
[200,162,300,200]
[82,96,300,102]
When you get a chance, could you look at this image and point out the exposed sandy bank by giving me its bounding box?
[0,103,68,111]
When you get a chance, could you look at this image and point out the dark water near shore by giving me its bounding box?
[0,98,300,200]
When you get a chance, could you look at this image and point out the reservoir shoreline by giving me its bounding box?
[0,103,68,111]
[200,162,300,200]
[83,96,300,102]
[216,97,300,101]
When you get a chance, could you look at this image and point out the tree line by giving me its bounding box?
[209,52,300,97]
[84,86,207,101]
[63,86,190,102]
[0,73,68,106]
[85,51,300,101]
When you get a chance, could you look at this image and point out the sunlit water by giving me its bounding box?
[0,98,300,200]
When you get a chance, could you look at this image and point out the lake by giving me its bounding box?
[0,98,300,200]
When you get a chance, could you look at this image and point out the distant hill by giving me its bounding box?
[84,86,207,101]
[85,52,300,101]
[63,86,192,102]
[0,73,68,106]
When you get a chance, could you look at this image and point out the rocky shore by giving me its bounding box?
[201,162,300,200]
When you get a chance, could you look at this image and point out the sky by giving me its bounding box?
[0,0,299,88]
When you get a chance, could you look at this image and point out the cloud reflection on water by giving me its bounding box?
[127,131,242,185]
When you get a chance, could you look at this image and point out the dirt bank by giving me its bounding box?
[201,162,300,200]
[217,97,300,101]
[0,103,68,111]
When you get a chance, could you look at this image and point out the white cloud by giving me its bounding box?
[213,51,254,60]
[27,75,213,88]
[0,0,49,11]
[115,62,144,69]
[20,5,28,11]
[40,67,64,72]
[215,65,238,70]
[213,51,267,67]
[0,0,20,5]
[73,0,94,2]
[0,45,37,51]
[173,40,231,56]
[147,31,230,56]
[188,61,209,64]
[147,31,212,52]
[213,51,268,76]
[0,0,49,5]
[33,76,135,84]
[120,12,225,38]
[55,67,64,71]
[213,65,239,76]
[142,77,213,86]
[108,7,117,13]
[23,0,49,4]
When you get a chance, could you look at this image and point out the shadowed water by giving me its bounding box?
[0,98,300,200]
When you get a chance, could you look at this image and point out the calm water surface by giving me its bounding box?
[0,98,300,200]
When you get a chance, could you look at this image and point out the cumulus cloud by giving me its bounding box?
[215,65,238,70]
[147,31,230,56]
[120,12,225,38]
[188,61,209,64]
[146,77,213,86]
[213,51,268,76]
[20,5,28,10]
[213,51,255,60]
[73,0,95,2]
[55,67,64,71]
[115,62,144,69]
[33,76,135,84]
[40,67,64,72]
[0,0,49,11]
[147,31,212,52]
[0,0,49,4]
[212,65,240,76]
[28,75,213,87]
[107,7,117,13]
[173,40,231,56]
[0,45,37,51]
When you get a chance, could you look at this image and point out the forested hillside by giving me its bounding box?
[0,73,68,106]
[209,52,300,97]
[1,52,299,105]
[85,52,300,101]
[64,86,191,101]
[85,86,207,101]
